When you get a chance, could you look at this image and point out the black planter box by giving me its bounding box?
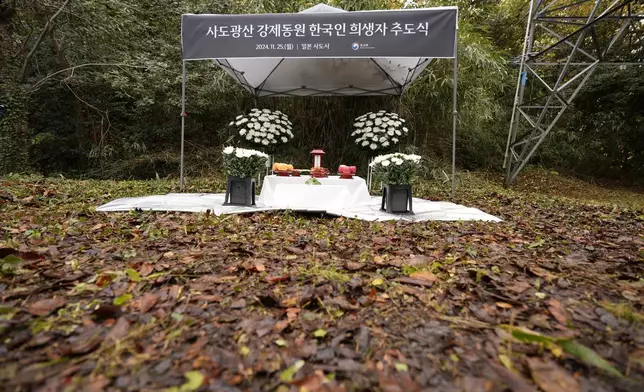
[380,184,413,214]
[224,176,256,206]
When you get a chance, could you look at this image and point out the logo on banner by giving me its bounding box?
[351,42,375,51]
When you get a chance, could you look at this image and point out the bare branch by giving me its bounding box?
[19,0,71,82]
[30,62,149,92]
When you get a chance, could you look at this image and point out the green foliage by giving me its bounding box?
[0,84,29,175]
[0,0,641,183]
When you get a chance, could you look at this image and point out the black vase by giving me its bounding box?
[380,184,413,214]
[224,176,256,206]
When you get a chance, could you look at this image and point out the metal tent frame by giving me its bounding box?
[504,0,643,186]
[179,5,459,199]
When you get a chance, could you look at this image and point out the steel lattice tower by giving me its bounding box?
[504,0,643,186]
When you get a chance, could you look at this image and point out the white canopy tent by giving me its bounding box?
[180,3,458,196]
[213,4,434,97]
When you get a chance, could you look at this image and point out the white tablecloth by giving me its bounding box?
[259,175,372,211]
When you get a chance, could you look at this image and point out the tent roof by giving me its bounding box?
[182,4,456,97]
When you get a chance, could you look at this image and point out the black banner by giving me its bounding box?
[182,8,457,59]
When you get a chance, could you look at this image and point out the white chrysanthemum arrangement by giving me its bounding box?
[351,110,409,151]
[228,108,294,147]
[369,153,422,185]
[222,146,268,178]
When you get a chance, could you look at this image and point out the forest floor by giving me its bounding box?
[1,169,643,392]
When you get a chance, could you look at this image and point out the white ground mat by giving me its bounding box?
[97,193,501,222]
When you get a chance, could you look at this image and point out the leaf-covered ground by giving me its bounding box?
[1,170,643,392]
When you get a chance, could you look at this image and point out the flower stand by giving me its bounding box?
[380,184,413,214]
[224,176,256,206]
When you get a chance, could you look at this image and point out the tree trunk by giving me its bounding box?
[0,82,30,175]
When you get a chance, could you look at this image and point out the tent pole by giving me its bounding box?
[180,60,186,191]
[451,28,458,200]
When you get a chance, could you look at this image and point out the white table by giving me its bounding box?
[259,175,372,211]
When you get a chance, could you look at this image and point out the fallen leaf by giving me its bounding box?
[125,268,141,282]
[496,302,513,309]
[285,246,306,255]
[313,328,327,338]
[559,340,622,377]
[506,281,531,293]
[139,292,159,313]
[27,298,66,316]
[409,271,438,283]
[345,261,365,270]
[230,299,246,309]
[499,354,513,370]
[106,317,130,341]
[182,371,205,391]
[265,275,290,284]
[546,299,569,325]
[393,277,433,288]
[139,263,154,277]
[490,362,538,392]
[280,360,305,382]
[113,293,132,306]
[526,357,580,392]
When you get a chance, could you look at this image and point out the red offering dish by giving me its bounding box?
[338,165,357,179]
[275,170,291,177]
[292,170,301,177]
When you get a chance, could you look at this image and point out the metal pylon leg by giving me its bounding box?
[503,0,642,186]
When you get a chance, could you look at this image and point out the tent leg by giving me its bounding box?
[180,60,186,191]
[451,29,458,200]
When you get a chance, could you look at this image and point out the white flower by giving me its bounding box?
[362,141,369,147]
[379,136,387,143]
[382,117,390,122]
[369,114,376,119]
[366,121,373,126]
[239,129,247,136]
[223,146,234,154]
[365,132,373,138]
[254,138,261,143]
[262,109,271,113]
[281,137,288,143]
[370,143,377,150]
[383,141,390,147]
[392,137,399,143]
[378,110,386,113]
[394,121,401,127]
[246,134,253,140]
[372,127,381,133]
[236,115,244,119]
[395,130,401,136]
[229,121,234,126]
[387,120,395,126]
[372,136,379,142]
[235,150,244,158]
[387,130,394,136]
[262,139,269,145]
[403,127,409,133]
[400,118,406,123]
[381,160,390,167]
[254,123,261,130]
[375,119,382,126]
[393,158,403,165]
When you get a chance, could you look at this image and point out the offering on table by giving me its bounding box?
[338,165,357,179]
[272,162,294,176]
[310,166,329,178]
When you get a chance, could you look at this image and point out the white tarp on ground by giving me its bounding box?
[96,193,501,222]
